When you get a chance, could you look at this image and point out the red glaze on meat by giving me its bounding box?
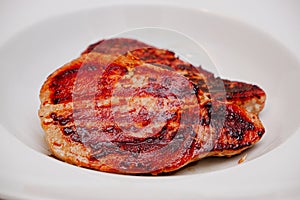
[39,48,265,174]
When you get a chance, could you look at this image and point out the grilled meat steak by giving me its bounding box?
[39,38,266,175]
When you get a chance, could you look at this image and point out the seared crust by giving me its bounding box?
[194,102,264,159]
[81,38,152,55]
[39,49,265,175]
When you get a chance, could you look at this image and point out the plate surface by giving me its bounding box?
[0,4,300,200]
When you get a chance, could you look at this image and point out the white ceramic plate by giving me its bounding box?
[0,4,300,200]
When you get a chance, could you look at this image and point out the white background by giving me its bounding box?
[0,0,299,199]
[1,0,300,56]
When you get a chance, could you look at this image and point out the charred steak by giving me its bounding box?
[39,38,266,175]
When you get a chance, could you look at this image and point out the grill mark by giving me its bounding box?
[47,64,263,157]
[41,40,266,174]
[50,112,73,126]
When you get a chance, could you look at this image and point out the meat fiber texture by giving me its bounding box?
[39,38,266,175]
